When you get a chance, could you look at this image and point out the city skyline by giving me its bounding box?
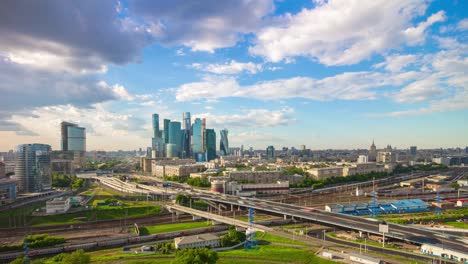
[0,1,467,150]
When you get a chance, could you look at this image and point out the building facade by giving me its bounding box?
[0,161,5,178]
[46,197,71,214]
[368,140,377,162]
[307,167,344,180]
[174,233,220,250]
[191,118,203,160]
[61,122,86,152]
[0,178,16,204]
[182,112,191,158]
[168,121,182,157]
[220,129,229,156]
[15,144,52,193]
[266,146,275,159]
[205,129,216,161]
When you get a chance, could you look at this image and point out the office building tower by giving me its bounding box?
[220,129,229,156]
[266,145,275,159]
[146,147,152,158]
[369,140,377,162]
[249,147,253,155]
[168,121,182,157]
[191,118,203,159]
[15,144,52,193]
[152,114,160,138]
[205,129,216,161]
[182,112,191,158]
[163,119,171,144]
[202,118,206,153]
[61,122,86,152]
[465,146,468,154]
[410,146,417,156]
[240,145,244,157]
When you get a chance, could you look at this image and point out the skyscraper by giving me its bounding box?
[410,146,417,156]
[266,145,275,159]
[182,112,191,158]
[152,114,160,138]
[168,121,182,157]
[205,129,216,161]
[191,118,203,159]
[220,129,229,156]
[202,118,206,153]
[369,140,377,162]
[61,122,86,151]
[151,114,163,157]
[163,119,171,144]
[15,144,52,193]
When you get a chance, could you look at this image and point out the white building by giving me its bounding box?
[174,233,220,249]
[421,244,468,262]
[46,197,70,214]
[349,253,383,264]
[357,155,368,164]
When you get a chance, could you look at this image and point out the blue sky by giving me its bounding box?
[0,0,467,151]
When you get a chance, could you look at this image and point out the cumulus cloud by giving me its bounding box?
[456,18,468,31]
[0,0,151,73]
[374,54,418,72]
[393,77,445,103]
[249,0,444,65]
[8,104,149,150]
[194,108,296,128]
[175,71,421,102]
[189,60,264,75]
[131,0,274,52]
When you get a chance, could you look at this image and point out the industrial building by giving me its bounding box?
[46,197,71,214]
[421,244,468,262]
[152,163,206,178]
[174,233,220,249]
[211,180,289,195]
[307,167,344,179]
[325,199,430,215]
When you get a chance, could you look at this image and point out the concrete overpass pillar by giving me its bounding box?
[284,215,288,220]
[231,204,234,211]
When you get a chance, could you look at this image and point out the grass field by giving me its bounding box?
[379,208,468,224]
[0,201,45,228]
[443,221,468,229]
[138,221,212,235]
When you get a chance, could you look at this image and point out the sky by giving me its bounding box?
[0,0,467,151]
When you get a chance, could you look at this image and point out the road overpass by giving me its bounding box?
[189,191,468,256]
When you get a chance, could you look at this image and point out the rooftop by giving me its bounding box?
[174,233,219,245]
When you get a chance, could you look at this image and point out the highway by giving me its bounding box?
[190,191,468,256]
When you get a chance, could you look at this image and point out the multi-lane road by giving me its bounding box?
[190,191,468,256]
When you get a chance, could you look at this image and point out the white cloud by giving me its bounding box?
[456,18,468,31]
[250,0,444,65]
[393,77,445,103]
[175,71,421,102]
[374,54,418,72]
[194,108,296,128]
[7,104,149,150]
[189,60,263,75]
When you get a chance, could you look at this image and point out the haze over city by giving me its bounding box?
[0,0,467,151]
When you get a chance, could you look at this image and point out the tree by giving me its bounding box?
[61,249,90,264]
[221,226,246,247]
[450,183,460,190]
[172,248,218,264]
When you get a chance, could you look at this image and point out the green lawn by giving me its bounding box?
[444,221,468,229]
[139,221,212,235]
[0,201,45,228]
[259,233,310,246]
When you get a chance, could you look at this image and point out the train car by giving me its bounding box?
[28,246,63,257]
[128,236,141,243]
[64,242,97,252]
[97,237,128,247]
[0,251,23,261]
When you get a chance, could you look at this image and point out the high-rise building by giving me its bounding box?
[152,114,160,138]
[191,118,203,159]
[368,140,377,162]
[181,112,191,158]
[169,121,182,157]
[220,129,229,156]
[465,146,468,154]
[205,129,216,161]
[0,161,5,178]
[410,146,417,156]
[202,118,206,153]
[15,144,52,193]
[266,146,275,159]
[163,119,171,144]
[61,122,86,152]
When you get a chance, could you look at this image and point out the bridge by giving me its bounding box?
[188,191,468,257]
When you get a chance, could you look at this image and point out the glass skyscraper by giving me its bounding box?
[168,121,182,157]
[61,121,86,151]
[220,129,229,156]
[182,112,191,158]
[152,114,160,138]
[152,113,163,156]
[266,145,275,159]
[15,144,52,193]
[163,119,171,144]
[205,129,216,161]
[191,118,203,159]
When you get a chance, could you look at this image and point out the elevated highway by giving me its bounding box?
[190,191,468,256]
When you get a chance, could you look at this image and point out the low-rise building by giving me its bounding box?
[456,199,468,207]
[343,162,386,176]
[377,151,397,163]
[153,164,206,178]
[307,167,343,180]
[421,243,468,262]
[46,197,71,214]
[174,233,220,249]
